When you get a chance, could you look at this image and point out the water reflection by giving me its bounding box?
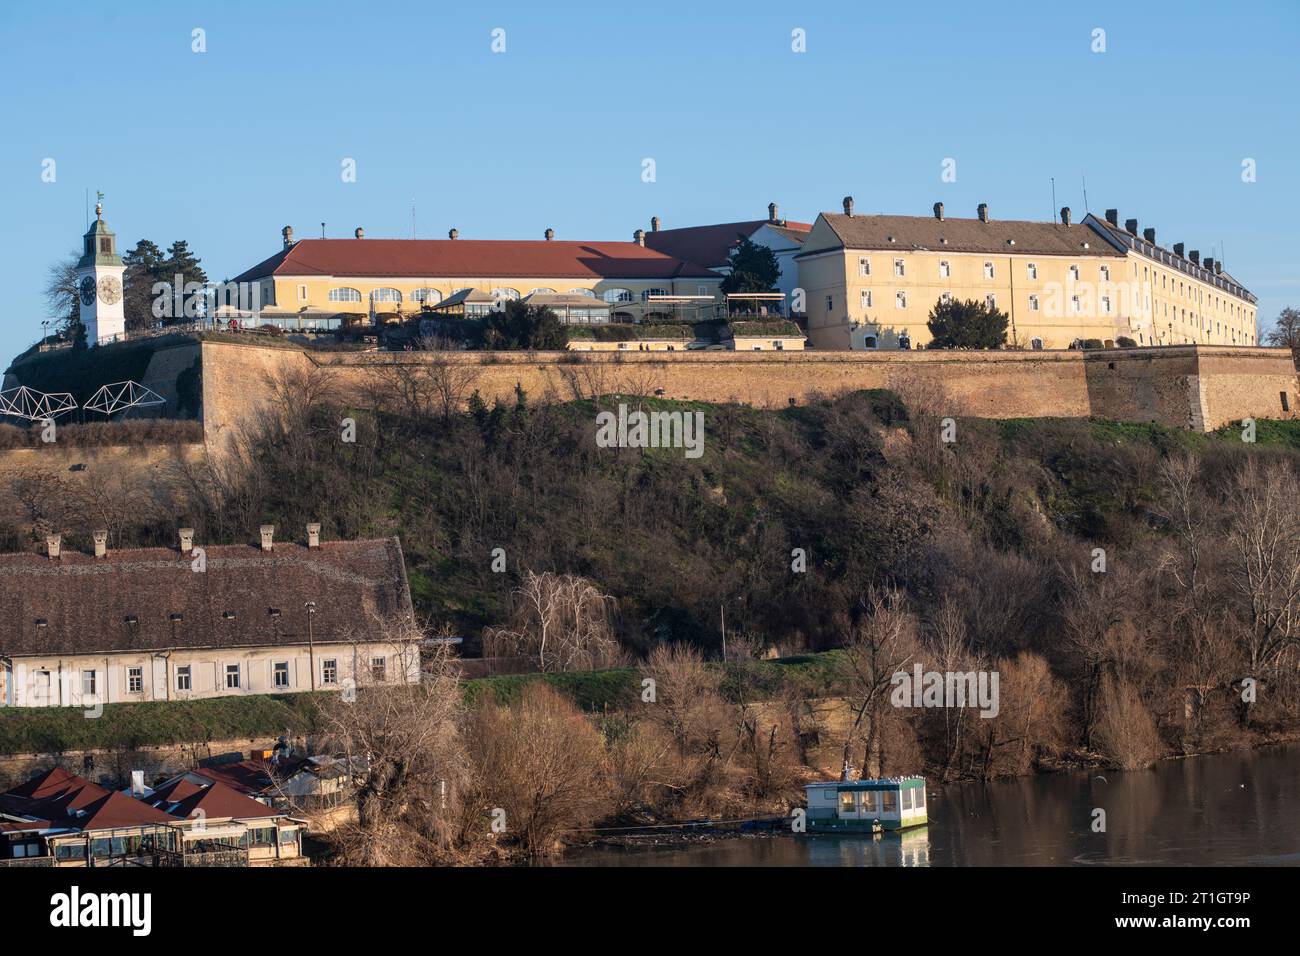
[557,744,1300,867]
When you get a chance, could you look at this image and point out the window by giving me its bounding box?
[328,287,362,302]
[839,791,855,814]
[893,258,905,277]
[225,664,241,690]
[640,288,668,302]
[602,288,633,304]
[127,666,143,694]
[527,288,557,296]
[1030,337,1044,350]
[896,291,907,309]
[882,790,898,813]
[1101,296,1112,314]
[983,261,994,279]
[82,670,96,697]
[898,334,911,350]
[902,788,913,811]
[939,292,952,305]
[370,287,402,303]
[176,666,191,692]
[273,662,290,689]
[322,659,338,686]
[370,657,387,682]
[914,788,926,810]
[1069,265,1080,281]
[1070,295,1081,313]
[985,294,997,311]
[100,237,113,254]
[410,288,442,305]
[858,257,871,276]
[698,285,709,296]
[825,295,833,312]
[863,335,878,349]
[860,289,873,309]
[1027,262,1038,280]
[1028,294,1040,311]
[297,285,307,301]
[939,260,951,278]
[1100,265,1110,282]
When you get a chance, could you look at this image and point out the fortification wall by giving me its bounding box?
[197,340,1298,446]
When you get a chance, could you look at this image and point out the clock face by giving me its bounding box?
[79,276,97,307]
[98,276,122,305]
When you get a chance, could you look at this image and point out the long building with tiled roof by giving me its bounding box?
[0,526,419,708]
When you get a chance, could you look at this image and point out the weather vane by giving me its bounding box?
[95,190,104,219]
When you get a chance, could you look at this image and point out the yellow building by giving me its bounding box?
[229,226,722,327]
[795,199,1257,350]
[1086,210,1257,347]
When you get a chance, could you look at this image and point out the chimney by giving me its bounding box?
[1143,227,1156,244]
[354,227,364,239]
[633,229,645,246]
[46,533,61,561]
[651,216,661,232]
[1125,218,1138,235]
[1104,209,1119,227]
[281,225,294,249]
[178,527,194,554]
[1189,250,1200,265]
[1173,242,1185,258]
[1214,261,1222,275]
[306,522,321,548]
[1060,206,1072,226]
[1203,257,1215,272]
[933,201,944,221]
[977,203,989,223]
[544,228,554,241]
[260,524,274,552]
[767,202,778,222]
[93,529,108,559]
[130,770,146,797]
[842,196,854,217]
[448,228,459,240]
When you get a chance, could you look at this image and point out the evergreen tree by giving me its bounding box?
[925,297,1009,350]
[162,240,209,322]
[720,237,781,295]
[123,239,167,332]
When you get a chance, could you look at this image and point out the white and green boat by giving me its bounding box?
[803,773,928,833]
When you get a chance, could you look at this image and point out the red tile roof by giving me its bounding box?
[0,538,411,657]
[78,791,177,830]
[644,219,812,268]
[171,782,280,821]
[232,238,720,283]
[2,768,173,832]
[194,761,274,795]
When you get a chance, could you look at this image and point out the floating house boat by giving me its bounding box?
[803,773,928,833]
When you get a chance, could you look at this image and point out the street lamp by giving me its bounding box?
[305,602,317,691]
[40,320,49,348]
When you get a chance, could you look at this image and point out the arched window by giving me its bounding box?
[527,288,557,296]
[410,288,442,305]
[641,288,669,302]
[862,335,878,349]
[329,287,362,302]
[491,288,520,301]
[568,288,597,297]
[602,288,633,304]
[1030,337,1044,350]
[371,288,402,303]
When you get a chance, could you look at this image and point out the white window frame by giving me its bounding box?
[1028,294,1040,311]
[860,289,873,309]
[983,261,994,279]
[1069,265,1080,282]
[1099,265,1110,282]
[176,665,192,692]
[896,291,907,309]
[1027,262,1038,280]
[893,258,905,277]
[858,257,871,277]
[322,659,338,686]
[297,285,308,301]
[225,664,241,690]
[273,661,290,689]
[370,657,388,683]
[82,670,96,697]
[939,260,951,278]
[127,666,143,694]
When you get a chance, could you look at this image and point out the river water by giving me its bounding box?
[557,744,1300,866]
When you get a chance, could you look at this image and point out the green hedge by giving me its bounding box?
[0,694,330,754]
[729,320,803,337]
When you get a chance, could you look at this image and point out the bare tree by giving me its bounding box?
[482,571,623,672]
[839,585,918,779]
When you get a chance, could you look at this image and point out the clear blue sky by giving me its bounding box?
[2,0,1297,360]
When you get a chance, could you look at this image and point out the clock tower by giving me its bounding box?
[75,193,126,346]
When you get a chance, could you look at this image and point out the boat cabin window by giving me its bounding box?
[861,791,879,812]
[882,790,898,813]
[901,789,913,811]
[839,792,856,813]
[914,789,925,810]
